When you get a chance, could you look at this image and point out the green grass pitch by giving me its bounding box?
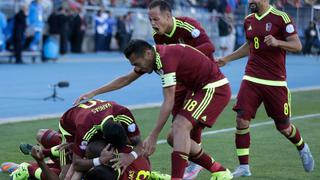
[0,90,319,179]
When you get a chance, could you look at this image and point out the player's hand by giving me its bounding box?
[99,144,114,165]
[73,92,95,105]
[110,153,135,174]
[216,57,228,67]
[31,145,45,162]
[142,135,157,156]
[264,35,279,47]
[56,142,73,152]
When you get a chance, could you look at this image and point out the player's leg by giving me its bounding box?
[232,81,262,178]
[171,86,205,179]
[177,84,232,179]
[264,86,314,172]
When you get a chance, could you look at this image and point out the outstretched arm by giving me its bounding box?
[217,41,249,67]
[74,70,142,105]
[143,85,176,156]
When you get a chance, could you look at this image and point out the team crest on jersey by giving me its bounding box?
[80,141,88,150]
[265,23,272,32]
[286,24,295,33]
[128,123,136,132]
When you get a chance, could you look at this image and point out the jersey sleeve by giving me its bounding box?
[183,17,214,57]
[158,46,180,88]
[114,108,140,139]
[280,13,297,38]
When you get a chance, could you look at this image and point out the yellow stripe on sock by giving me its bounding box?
[236,148,249,156]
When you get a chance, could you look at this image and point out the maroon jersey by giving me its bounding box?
[154,44,225,91]
[153,16,215,60]
[244,6,297,81]
[60,100,140,157]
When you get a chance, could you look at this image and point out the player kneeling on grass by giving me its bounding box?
[1,129,72,180]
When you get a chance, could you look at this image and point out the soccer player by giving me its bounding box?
[74,39,232,179]
[59,99,156,179]
[75,1,216,177]
[216,0,315,178]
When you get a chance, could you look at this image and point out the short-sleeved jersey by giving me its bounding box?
[244,6,297,81]
[60,100,140,157]
[153,16,215,60]
[154,44,225,91]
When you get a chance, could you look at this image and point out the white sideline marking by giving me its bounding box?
[0,87,319,124]
[156,113,320,145]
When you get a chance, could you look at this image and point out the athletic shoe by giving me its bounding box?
[299,143,315,172]
[231,165,251,178]
[150,171,171,180]
[10,163,30,180]
[19,143,34,155]
[0,162,19,174]
[210,169,233,180]
[183,161,204,180]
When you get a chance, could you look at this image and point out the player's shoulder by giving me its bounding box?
[269,6,291,24]
[175,16,199,32]
[244,13,255,20]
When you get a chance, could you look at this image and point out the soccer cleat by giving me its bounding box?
[1,162,19,174]
[19,143,34,155]
[231,165,251,178]
[10,163,30,180]
[183,161,204,180]
[299,143,315,172]
[150,171,171,180]
[210,169,233,180]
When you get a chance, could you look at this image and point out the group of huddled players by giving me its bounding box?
[1,0,315,179]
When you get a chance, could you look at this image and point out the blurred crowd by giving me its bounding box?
[0,0,319,64]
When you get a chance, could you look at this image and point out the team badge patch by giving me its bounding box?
[265,22,272,32]
[191,28,200,38]
[80,141,88,150]
[286,24,294,33]
[128,124,136,132]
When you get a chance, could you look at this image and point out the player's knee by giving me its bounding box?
[274,119,291,136]
[236,117,250,129]
[166,132,173,147]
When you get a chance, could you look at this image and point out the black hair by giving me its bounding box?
[84,165,119,180]
[148,0,172,14]
[102,121,127,149]
[124,39,153,59]
[85,140,107,159]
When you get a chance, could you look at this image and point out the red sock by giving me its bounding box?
[235,127,250,164]
[286,124,305,150]
[171,151,188,179]
[189,149,225,172]
[27,163,39,178]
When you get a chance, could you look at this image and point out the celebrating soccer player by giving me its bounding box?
[216,0,315,178]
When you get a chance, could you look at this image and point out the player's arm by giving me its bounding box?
[31,146,60,180]
[74,70,142,105]
[143,85,176,156]
[129,135,144,157]
[264,34,302,52]
[217,41,249,67]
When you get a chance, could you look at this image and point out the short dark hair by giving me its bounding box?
[84,165,119,180]
[85,140,107,159]
[124,39,153,59]
[102,121,127,149]
[148,0,172,14]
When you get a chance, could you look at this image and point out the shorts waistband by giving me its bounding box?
[243,75,287,86]
[203,78,229,89]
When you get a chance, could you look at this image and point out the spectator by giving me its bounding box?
[303,21,320,55]
[13,5,28,64]
[0,10,7,51]
[27,0,44,51]
[56,7,70,54]
[115,15,129,52]
[94,9,108,52]
[125,11,134,42]
[217,13,232,56]
[70,8,84,53]
[105,10,116,51]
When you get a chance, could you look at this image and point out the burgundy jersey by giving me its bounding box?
[154,44,225,91]
[153,16,215,60]
[60,100,140,157]
[244,6,297,81]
